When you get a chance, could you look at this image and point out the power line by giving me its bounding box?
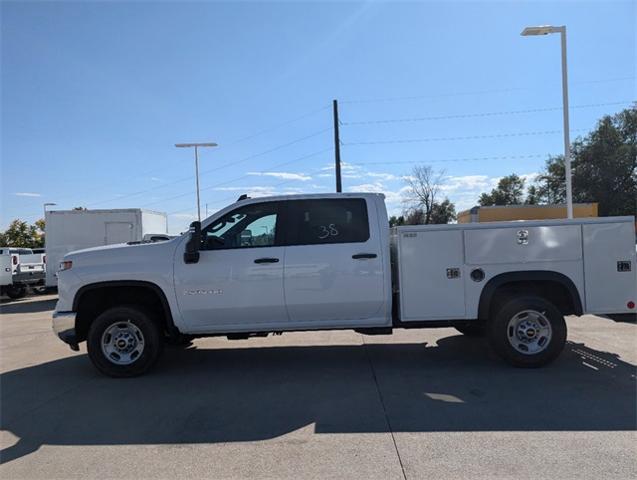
[341,100,634,126]
[342,128,587,146]
[166,159,338,217]
[347,153,548,166]
[340,76,635,104]
[139,147,332,208]
[85,127,331,208]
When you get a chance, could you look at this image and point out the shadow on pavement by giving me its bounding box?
[1,336,635,464]
[0,298,57,315]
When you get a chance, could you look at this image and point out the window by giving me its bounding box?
[286,199,369,245]
[201,202,279,250]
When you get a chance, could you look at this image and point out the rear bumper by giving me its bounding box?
[13,271,45,285]
[52,311,80,351]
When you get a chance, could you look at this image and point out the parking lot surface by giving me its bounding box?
[1,295,636,479]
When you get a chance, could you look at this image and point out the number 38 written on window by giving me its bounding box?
[318,224,339,239]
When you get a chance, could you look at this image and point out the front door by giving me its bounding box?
[174,201,288,332]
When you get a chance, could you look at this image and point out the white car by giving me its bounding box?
[0,247,45,298]
[52,193,637,377]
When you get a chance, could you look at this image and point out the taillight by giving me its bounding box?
[43,255,46,264]
[628,301,635,310]
[12,256,18,265]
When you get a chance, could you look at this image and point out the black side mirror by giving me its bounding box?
[184,221,201,264]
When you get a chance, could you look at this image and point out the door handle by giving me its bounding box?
[254,257,280,264]
[352,253,377,259]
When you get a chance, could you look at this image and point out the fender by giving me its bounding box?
[72,280,179,335]
[477,270,583,319]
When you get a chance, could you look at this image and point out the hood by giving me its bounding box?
[63,236,181,265]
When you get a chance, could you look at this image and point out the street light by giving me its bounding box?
[43,202,56,220]
[521,24,573,219]
[175,142,218,222]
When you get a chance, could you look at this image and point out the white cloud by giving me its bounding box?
[150,177,162,182]
[247,171,311,181]
[14,192,42,197]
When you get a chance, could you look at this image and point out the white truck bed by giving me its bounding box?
[392,216,637,322]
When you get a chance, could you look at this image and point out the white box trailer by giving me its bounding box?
[45,209,167,287]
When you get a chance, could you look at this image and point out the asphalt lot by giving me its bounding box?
[1,295,636,479]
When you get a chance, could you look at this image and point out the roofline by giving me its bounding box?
[46,208,167,217]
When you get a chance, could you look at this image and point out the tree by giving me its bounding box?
[0,219,44,248]
[430,198,457,224]
[404,165,456,224]
[535,106,637,216]
[389,215,405,227]
[404,166,445,224]
[478,174,526,206]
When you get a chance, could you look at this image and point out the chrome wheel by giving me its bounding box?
[101,321,145,365]
[507,309,552,355]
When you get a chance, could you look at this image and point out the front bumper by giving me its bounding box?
[52,311,80,351]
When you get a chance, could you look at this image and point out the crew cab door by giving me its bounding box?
[282,198,387,327]
[174,201,287,332]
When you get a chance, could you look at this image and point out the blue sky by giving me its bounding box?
[2,1,635,233]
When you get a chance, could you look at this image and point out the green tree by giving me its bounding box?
[479,174,526,206]
[430,198,457,224]
[389,215,405,227]
[402,199,456,225]
[0,220,43,248]
[536,106,637,216]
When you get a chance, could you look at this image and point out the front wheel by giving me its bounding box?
[488,296,566,368]
[87,306,163,377]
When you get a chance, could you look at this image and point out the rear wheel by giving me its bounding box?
[87,306,163,377]
[488,295,566,368]
[6,285,27,299]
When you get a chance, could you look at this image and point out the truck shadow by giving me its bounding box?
[0,297,57,314]
[1,337,635,464]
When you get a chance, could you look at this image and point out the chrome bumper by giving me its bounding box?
[52,311,79,351]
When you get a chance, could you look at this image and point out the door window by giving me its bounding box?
[201,202,280,250]
[286,199,369,245]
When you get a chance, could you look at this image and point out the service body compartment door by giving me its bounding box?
[583,221,637,314]
[464,225,581,265]
[397,229,465,321]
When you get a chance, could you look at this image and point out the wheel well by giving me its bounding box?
[74,283,175,342]
[478,272,583,320]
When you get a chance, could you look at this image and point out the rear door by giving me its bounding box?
[282,198,386,327]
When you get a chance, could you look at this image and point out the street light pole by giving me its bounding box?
[521,25,573,219]
[43,202,56,221]
[175,142,218,222]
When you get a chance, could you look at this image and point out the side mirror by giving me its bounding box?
[184,221,201,264]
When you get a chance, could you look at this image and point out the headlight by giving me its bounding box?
[59,261,73,271]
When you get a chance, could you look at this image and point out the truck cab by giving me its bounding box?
[52,193,637,377]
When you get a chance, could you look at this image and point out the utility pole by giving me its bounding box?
[333,99,342,193]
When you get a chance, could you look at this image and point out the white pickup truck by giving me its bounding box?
[52,193,637,377]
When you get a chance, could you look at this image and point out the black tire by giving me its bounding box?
[488,295,567,368]
[6,285,27,299]
[455,323,486,337]
[87,305,164,377]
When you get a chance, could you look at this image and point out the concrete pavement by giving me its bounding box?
[1,295,636,479]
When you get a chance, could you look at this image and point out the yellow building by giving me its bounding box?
[457,203,599,223]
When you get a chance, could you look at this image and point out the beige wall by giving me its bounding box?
[457,203,598,223]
